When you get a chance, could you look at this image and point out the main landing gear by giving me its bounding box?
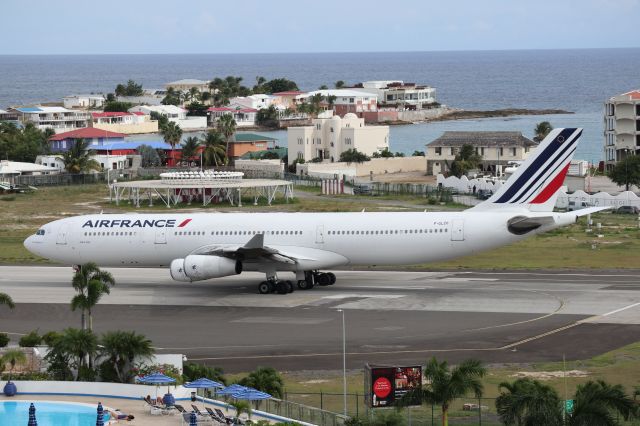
[257,271,336,295]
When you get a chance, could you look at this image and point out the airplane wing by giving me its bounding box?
[508,206,613,235]
[189,233,323,266]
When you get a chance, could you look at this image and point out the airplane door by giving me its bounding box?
[155,227,167,244]
[451,219,464,241]
[315,225,324,244]
[56,224,68,245]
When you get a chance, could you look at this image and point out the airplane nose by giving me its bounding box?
[23,235,40,256]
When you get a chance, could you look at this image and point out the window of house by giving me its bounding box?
[435,147,441,155]
[511,148,516,156]
[499,147,504,156]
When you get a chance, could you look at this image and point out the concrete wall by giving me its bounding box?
[234,159,284,175]
[298,156,426,179]
[92,121,159,134]
[397,107,451,122]
[12,380,192,400]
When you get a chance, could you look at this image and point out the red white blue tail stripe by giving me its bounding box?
[475,128,582,211]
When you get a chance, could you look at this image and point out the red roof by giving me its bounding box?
[273,91,305,96]
[92,112,132,118]
[238,108,258,113]
[49,127,126,141]
[623,90,640,100]
[208,107,234,112]
[132,111,146,116]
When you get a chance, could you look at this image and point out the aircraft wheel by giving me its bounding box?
[258,281,271,294]
[285,280,294,293]
[276,281,288,295]
[317,273,331,286]
[297,280,306,289]
[327,272,336,285]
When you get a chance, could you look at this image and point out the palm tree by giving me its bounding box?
[70,263,115,331]
[230,400,251,420]
[567,380,637,425]
[160,121,183,166]
[418,357,486,426]
[62,138,101,174]
[216,114,237,164]
[533,121,553,142]
[188,87,200,103]
[238,367,284,399]
[181,136,201,166]
[1,349,26,381]
[58,327,98,380]
[100,330,154,383]
[0,292,15,309]
[335,80,345,89]
[496,378,563,426]
[202,130,227,167]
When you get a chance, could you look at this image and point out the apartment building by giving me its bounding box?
[604,90,640,171]
[287,111,389,164]
[63,94,106,109]
[425,131,537,176]
[91,111,158,134]
[11,106,90,133]
[296,89,378,116]
[352,80,437,109]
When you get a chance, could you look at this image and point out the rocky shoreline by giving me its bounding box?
[430,107,574,122]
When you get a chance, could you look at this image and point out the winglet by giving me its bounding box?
[243,233,264,249]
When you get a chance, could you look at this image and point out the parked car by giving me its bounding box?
[352,184,373,195]
[476,189,493,200]
[614,205,640,214]
[567,201,591,211]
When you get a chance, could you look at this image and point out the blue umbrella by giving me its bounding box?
[139,372,177,399]
[28,403,37,426]
[96,402,104,426]
[216,384,248,396]
[184,378,225,389]
[189,411,197,426]
[231,387,271,400]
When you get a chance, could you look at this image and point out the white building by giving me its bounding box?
[604,90,640,171]
[287,111,389,164]
[0,160,59,181]
[63,94,106,109]
[230,94,276,110]
[36,154,130,171]
[352,81,437,109]
[11,106,90,133]
[296,89,378,116]
[128,105,206,130]
[207,107,258,127]
[164,79,210,93]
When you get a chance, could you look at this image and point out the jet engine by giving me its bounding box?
[182,255,242,281]
[170,258,191,282]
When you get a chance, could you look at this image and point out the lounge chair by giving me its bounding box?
[205,407,230,424]
[191,405,216,423]
[143,396,175,415]
[215,408,241,425]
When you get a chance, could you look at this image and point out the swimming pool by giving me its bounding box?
[0,400,111,425]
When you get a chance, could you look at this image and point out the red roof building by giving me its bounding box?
[48,127,126,141]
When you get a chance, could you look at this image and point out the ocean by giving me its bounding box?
[2,49,640,162]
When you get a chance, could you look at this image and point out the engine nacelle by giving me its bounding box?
[183,255,242,281]
[170,258,191,282]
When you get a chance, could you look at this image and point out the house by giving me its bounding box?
[0,160,59,181]
[425,131,537,176]
[47,127,126,153]
[287,111,389,164]
[11,106,90,133]
[128,105,206,130]
[352,81,437,110]
[230,94,276,110]
[63,94,106,109]
[604,90,640,171]
[228,133,278,161]
[91,111,158,134]
[164,79,210,93]
[0,109,20,125]
[296,89,378,117]
[207,107,258,128]
[272,91,306,109]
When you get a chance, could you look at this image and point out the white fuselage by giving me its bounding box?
[24,210,567,273]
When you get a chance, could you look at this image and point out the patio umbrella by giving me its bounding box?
[28,403,37,426]
[216,384,248,396]
[139,372,177,399]
[184,377,225,389]
[231,387,271,400]
[96,402,104,426]
[189,411,198,426]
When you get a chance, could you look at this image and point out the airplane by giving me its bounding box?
[24,128,606,295]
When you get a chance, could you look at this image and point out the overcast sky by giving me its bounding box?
[3,0,639,54]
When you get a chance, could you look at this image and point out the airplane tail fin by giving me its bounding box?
[472,128,582,212]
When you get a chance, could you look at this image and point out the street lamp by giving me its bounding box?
[337,309,347,416]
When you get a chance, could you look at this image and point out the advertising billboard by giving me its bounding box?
[365,364,422,408]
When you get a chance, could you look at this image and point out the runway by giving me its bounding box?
[1,267,639,372]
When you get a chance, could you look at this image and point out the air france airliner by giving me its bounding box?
[24,128,604,295]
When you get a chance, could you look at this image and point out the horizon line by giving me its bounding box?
[1,46,639,56]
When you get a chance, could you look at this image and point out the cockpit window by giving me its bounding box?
[36,229,45,236]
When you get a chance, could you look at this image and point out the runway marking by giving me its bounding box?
[599,302,640,317]
[231,316,332,325]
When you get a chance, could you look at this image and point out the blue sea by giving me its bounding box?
[2,49,640,162]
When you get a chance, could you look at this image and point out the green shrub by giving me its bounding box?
[41,331,62,347]
[19,330,41,347]
[0,333,9,348]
